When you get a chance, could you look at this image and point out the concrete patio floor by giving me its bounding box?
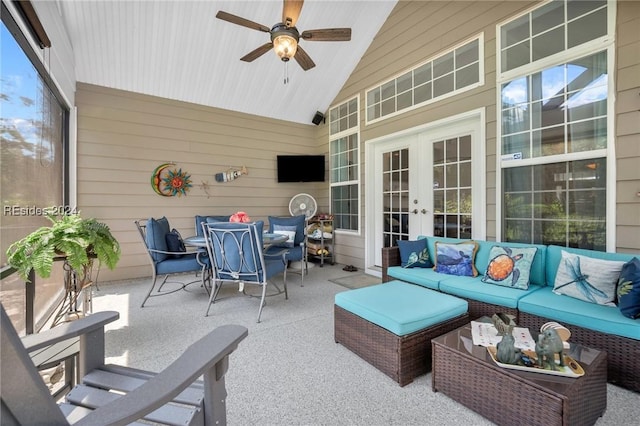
[91,263,639,425]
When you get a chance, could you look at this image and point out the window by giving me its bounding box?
[503,159,606,248]
[498,0,612,250]
[1,9,69,333]
[366,36,482,123]
[329,97,359,232]
[500,0,607,73]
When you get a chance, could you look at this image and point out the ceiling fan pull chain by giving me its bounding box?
[284,61,290,85]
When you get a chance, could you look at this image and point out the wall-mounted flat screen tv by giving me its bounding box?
[277,155,325,182]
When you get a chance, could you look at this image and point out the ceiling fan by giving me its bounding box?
[215,0,351,71]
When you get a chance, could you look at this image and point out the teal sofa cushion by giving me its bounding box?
[439,276,543,309]
[386,266,442,290]
[334,280,467,336]
[518,286,640,340]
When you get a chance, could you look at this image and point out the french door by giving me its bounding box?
[368,111,484,269]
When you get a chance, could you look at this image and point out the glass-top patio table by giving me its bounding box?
[431,322,607,426]
[184,233,289,250]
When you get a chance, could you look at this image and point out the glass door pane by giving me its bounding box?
[432,135,472,238]
[382,148,410,248]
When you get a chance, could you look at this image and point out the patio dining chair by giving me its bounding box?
[203,221,288,322]
[135,217,210,307]
[0,304,247,426]
[265,214,307,285]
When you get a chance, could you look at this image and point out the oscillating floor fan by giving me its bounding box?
[289,193,318,270]
[289,193,318,220]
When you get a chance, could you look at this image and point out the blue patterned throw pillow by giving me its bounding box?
[398,238,433,268]
[434,241,479,277]
[617,257,640,319]
[553,250,625,306]
[482,246,537,290]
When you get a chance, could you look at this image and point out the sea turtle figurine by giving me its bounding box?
[484,247,523,286]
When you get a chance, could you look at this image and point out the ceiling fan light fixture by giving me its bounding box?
[271,24,299,61]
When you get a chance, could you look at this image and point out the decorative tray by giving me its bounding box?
[487,347,585,378]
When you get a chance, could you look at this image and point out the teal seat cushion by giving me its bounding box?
[518,286,640,340]
[334,280,468,336]
[439,276,543,309]
[386,266,441,290]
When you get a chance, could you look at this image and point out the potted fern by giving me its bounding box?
[6,212,121,287]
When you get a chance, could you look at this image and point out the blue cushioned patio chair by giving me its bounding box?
[265,215,307,286]
[135,217,210,307]
[0,303,247,426]
[195,215,231,236]
[203,221,288,323]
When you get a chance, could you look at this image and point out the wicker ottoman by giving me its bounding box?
[334,280,469,386]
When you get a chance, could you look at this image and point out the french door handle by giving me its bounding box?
[411,209,418,214]
[421,209,428,214]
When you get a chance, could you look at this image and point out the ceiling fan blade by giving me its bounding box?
[282,0,304,27]
[294,45,315,71]
[216,11,270,33]
[240,43,274,62]
[300,28,352,41]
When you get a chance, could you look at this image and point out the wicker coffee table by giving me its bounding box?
[432,323,607,426]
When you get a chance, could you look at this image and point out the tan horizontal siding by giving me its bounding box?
[615,1,640,252]
[330,0,536,267]
[76,83,323,281]
[326,0,639,265]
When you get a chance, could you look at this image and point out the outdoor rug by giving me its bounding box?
[329,273,381,289]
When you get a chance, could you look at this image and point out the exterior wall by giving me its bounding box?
[330,0,536,269]
[75,83,323,281]
[615,0,640,254]
[329,0,640,269]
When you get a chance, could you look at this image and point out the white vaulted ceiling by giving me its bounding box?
[58,0,397,125]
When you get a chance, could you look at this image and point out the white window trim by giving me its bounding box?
[496,0,615,81]
[365,34,485,126]
[495,1,617,250]
[329,95,362,234]
[364,107,486,275]
[329,95,359,138]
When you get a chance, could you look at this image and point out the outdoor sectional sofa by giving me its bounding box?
[382,236,640,393]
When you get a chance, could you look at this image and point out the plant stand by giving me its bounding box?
[51,259,97,327]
